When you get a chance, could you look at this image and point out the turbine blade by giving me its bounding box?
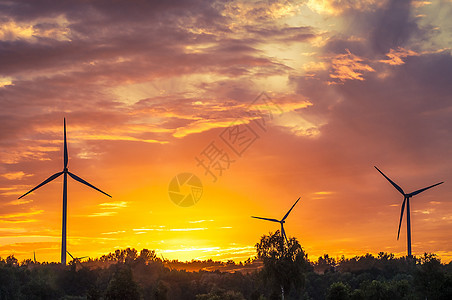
[375,166,405,195]
[78,256,88,260]
[397,197,407,240]
[251,216,280,222]
[408,182,444,197]
[281,224,288,244]
[66,251,74,260]
[18,172,63,199]
[282,197,301,221]
[64,118,68,168]
[68,172,112,198]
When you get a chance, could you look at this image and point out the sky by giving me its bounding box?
[1,0,452,264]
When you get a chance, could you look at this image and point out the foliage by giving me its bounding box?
[0,248,451,300]
[255,230,311,298]
[195,287,245,300]
[315,254,337,274]
[105,265,141,300]
[326,282,350,300]
[414,253,452,299]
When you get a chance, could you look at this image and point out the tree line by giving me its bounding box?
[0,231,451,299]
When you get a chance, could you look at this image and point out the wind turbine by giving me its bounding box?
[375,166,443,257]
[67,250,88,266]
[252,197,301,243]
[161,254,172,271]
[18,118,111,265]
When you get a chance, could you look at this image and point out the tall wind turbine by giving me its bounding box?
[252,197,301,243]
[375,166,443,257]
[18,118,111,265]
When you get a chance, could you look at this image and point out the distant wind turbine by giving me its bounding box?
[252,197,301,243]
[18,118,111,265]
[161,254,172,271]
[67,250,88,266]
[375,166,443,257]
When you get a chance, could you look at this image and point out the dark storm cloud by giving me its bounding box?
[0,0,227,23]
[0,0,227,76]
[0,39,90,76]
[328,51,452,158]
[0,0,318,76]
[370,0,420,53]
[322,0,424,58]
[0,17,214,77]
[322,36,368,56]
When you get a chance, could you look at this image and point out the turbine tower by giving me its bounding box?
[375,166,443,257]
[252,197,301,243]
[19,118,111,265]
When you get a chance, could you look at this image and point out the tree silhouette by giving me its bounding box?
[0,247,451,299]
[6,255,18,266]
[138,248,157,264]
[326,282,350,300]
[255,230,311,299]
[316,254,337,274]
[105,265,141,300]
[415,253,452,299]
[196,287,245,300]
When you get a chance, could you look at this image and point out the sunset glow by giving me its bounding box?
[1,0,451,264]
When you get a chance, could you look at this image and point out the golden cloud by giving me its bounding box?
[330,49,375,82]
[379,47,419,65]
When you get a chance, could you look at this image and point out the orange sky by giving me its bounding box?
[1,0,452,264]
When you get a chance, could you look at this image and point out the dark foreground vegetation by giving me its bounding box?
[1,231,451,300]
